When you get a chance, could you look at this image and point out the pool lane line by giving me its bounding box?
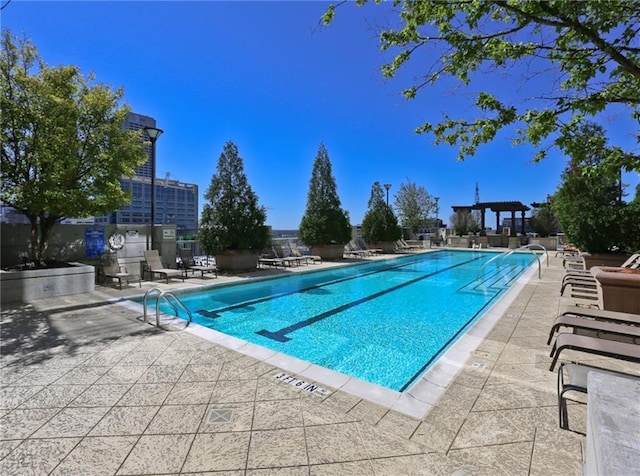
[256,255,485,343]
[195,251,457,319]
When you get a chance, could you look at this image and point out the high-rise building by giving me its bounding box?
[96,176,199,236]
[123,112,157,178]
[96,112,200,235]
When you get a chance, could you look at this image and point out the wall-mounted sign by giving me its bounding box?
[163,228,176,240]
[85,227,105,258]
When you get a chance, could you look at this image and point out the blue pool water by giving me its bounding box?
[149,250,535,391]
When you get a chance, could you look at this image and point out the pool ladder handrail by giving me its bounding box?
[143,287,192,329]
[476,244,548,280]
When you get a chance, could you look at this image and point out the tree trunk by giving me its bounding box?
[29,219,39,262]
[37,215,57,262]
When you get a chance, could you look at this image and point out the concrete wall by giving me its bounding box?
[1,223,177,273]
[0,262,95,304]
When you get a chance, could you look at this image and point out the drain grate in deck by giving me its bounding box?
[207,408,233,423]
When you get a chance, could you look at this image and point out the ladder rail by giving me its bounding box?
[477,244,547,280]
[142,287,192,329]
[156,291,193,329]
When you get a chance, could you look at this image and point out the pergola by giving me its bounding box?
[451,201,531,237]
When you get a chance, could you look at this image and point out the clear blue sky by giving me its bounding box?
[4,0,638,229]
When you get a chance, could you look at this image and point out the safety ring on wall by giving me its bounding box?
[108,233,125,251]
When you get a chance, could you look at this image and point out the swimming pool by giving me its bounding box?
[147,250,536,392]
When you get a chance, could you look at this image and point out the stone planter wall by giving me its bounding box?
[591,266,640,314]
[0,262,95,304]
[214,250,260,272]
[310,244,345,261]
[582,253,631,270]
[371,241,396,253]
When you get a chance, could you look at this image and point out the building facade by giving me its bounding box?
[1,112,199,235]
[96,176,198,237]
[123,112,157,178]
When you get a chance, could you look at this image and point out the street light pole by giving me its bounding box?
[143,127,163,250]
[384,183,392,206]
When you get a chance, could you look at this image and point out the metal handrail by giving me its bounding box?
[142,287,192,329]
[156,291,192,329]
[143,288,163,324]
[477,244,547,280]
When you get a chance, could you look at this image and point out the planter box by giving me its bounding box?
[0,262,95,304]
[215,250,260,272]
[592,266,640,314]
[582,252,631,270]
[310,244,345,261]
[371,241,396,253]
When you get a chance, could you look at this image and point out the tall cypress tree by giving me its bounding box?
[299,143,351,246]
[361,182,401,243]
[199,141,268,254]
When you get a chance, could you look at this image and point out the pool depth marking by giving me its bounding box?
[257,256,484,342]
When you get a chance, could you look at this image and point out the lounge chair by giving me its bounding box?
[272,244,303,266]
[289,242,321,264]
[548,332,640,371]
[178,248,217,278]
[394,240,412,253]
[101,253,141,289]
[547,315,640,347]
[560,276,598,296]
[396,239,420,252]
[344,242,368,258]
[559,306,640,324]
[143,250,185,283]
[557,361,640,429]
[257,249,286,269]
[355,237,382,255]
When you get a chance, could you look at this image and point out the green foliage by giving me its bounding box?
[0,30,147,261]
[361,182,402,243]
[450,209,478,236]
[324,1,640,173]
[199,141,269,254]
[551,123,638,253]
[299,143,351,246]
[393,179,434,234]
[529,204,558,238]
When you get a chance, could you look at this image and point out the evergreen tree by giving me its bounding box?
[299,143,351,246]
[199,141,268,254]
[361,182,402,243]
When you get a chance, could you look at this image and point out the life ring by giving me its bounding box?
[108,233,125,251]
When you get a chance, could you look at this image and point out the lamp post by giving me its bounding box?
[384,183,392,206]
[143,126,163,250]
[434,196,440,229]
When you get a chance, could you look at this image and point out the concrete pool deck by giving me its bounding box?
[1,251,638,474]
